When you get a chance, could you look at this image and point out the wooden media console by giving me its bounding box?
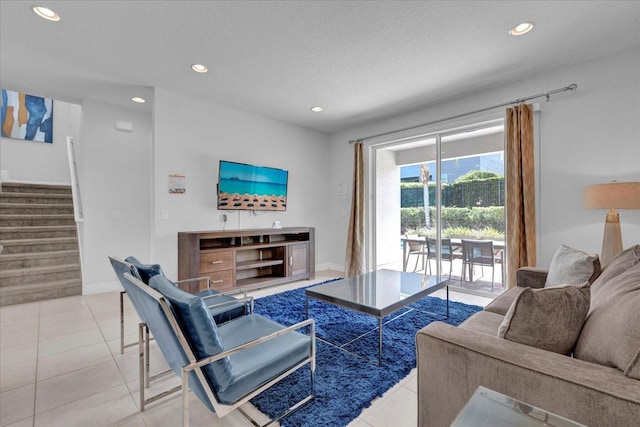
[178,227,314,291]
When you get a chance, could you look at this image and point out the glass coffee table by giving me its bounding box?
[452,386,586,426]
[305,269,448,365]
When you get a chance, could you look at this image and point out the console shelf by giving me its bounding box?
[178,227,314,291]
[236,259,283,270]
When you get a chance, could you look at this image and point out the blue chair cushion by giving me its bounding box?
[149,274,235,391]
[125,256,164,284]
[216,315,312,404]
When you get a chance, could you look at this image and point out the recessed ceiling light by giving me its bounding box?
[310,106,324,112]
[33,6,60,22]
[191,64,208,73]
[131,97,146,104]
[509,22,534,36]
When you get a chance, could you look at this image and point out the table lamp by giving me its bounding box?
[583,181,640,264]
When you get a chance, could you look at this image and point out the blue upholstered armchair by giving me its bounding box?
[109,256,248,390]
[122,271,315,426]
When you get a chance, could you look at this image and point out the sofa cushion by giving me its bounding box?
[544,245,600,287]
[574,261,640,379]
[484,287,527,316]
[590,244,640,292]
[498,284,590,355]
[459,311,505,336]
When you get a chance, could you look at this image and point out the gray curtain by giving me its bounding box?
[345,141,366,276]
[505,104,536,288]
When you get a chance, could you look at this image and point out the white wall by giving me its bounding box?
[1,100,81,184]
[152,88,331,279]
[79,101,153,292]
[328,48,640,270]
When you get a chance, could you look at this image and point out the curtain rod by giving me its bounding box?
[348,83,577,144]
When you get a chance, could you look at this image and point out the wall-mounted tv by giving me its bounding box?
[217,160,288,211]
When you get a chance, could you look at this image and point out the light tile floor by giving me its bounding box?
[0,270,492,427]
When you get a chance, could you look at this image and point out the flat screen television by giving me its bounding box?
[217,160,288,211]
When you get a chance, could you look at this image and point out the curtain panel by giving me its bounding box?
[505,104,536,288]
[345,141,366,277]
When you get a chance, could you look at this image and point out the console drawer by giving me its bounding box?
[200,251,233,273]
[206,270,234,291]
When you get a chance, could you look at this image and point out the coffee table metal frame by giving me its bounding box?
[305,269,448,366]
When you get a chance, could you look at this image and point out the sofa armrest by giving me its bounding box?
[516,267,548,288]
[416,322,640,427]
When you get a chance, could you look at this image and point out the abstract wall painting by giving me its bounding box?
[1,89,54,143]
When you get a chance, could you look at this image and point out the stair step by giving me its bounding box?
[0,237,79,254]
[0,182,81,306]
[0,192,73,205]
[0,203,74,215]
[1,264,81,287]
[0,225,77,240]
[0,279,83,306]
[0,182,72,195]
[0,250,80,269]
[0,215,76,227]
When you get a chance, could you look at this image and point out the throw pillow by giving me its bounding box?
[497,284,590,355]
[574,262,640,379]
[544,245,600,287]
[590,244,640,294]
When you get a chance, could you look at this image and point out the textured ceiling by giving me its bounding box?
[1,1,639,133]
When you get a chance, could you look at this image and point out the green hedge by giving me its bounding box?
[401,177,505,208]
[401,206,505,234]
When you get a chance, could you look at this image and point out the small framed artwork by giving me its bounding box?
[1,89,54,143]
[169,172,186,194]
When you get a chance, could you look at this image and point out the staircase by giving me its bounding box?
[0,182,82,306]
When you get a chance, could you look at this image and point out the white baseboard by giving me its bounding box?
[316,262,344,273]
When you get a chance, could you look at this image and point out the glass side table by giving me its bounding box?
[451,386,586,427]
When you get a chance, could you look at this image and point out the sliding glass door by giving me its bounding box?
[373,119,506,296]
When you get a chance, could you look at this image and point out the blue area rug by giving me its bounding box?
[250,279,482,427]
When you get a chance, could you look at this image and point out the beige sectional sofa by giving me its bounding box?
[416,245,640,427]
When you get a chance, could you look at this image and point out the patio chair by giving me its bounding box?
[123,271,315,426]
[460,239,504,291]
[404,236,428,272]
[426,238,455,280]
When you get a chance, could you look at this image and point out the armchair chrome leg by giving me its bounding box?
[138,324,181,412]
[139,323,145,411]
[145,325,150,389]
[182,369,189,427]
[120,291,126,354]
